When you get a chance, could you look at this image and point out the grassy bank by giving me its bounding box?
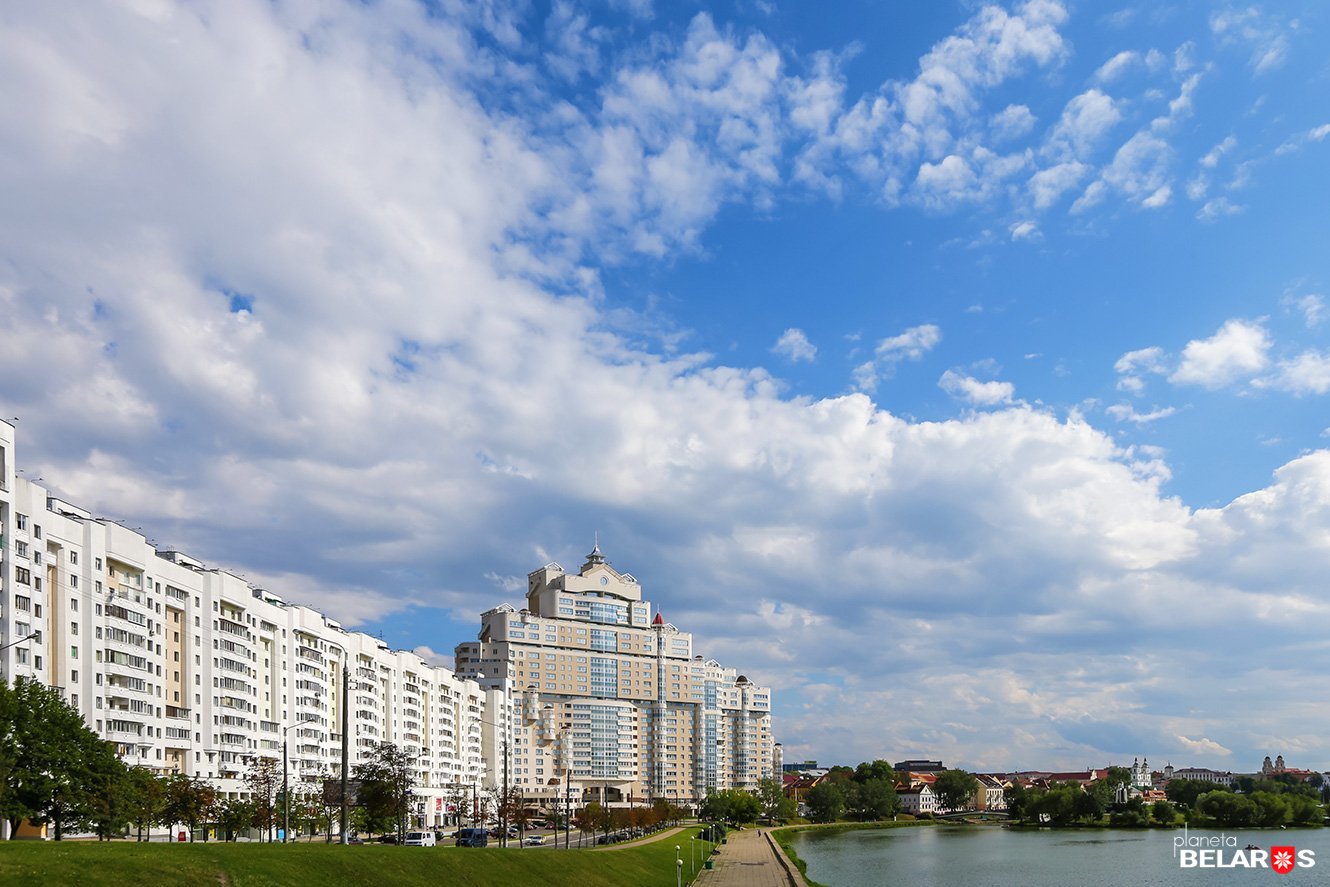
[0,831,702,887]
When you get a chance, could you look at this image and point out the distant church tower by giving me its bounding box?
[1131,757,1151,788]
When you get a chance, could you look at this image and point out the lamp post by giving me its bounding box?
[339,648,349,845]
[691,835,696,874]
[676,857,683,887]
[282,720,301,843]
[0,630,38,652]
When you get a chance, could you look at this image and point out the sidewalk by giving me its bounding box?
[692,828,809,887]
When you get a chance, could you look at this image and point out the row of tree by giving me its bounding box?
[801,761,980,823]
[0,677,432,841]
[1005,771,1326,828]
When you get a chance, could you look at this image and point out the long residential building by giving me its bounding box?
[0,421,488,835]
[455,545,777,811]
[0,421,780,835]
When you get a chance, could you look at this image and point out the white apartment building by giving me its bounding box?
[0,421,487,836]
[455,545,776,811]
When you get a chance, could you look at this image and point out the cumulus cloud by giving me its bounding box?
[772,327,817,362]
[938,369,1015,405]
[7,0,1330,774]
[1257,351,1330,395]
[1170,320,1271,388]
[853,324,941,392]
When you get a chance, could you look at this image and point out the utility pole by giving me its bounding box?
[339,652,349,844]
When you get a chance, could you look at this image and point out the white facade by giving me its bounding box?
[0,421,487,831]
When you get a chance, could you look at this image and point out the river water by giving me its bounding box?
[789,824,1330,885]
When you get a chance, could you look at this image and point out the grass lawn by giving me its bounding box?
[0,830,705,887]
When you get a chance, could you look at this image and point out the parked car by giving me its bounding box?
[378,834,399,845]
[524,834,545,845]
[404,831,436,847]
[455,827,489,847]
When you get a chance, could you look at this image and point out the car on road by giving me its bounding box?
[404,831,436,847]
[524,835,545,845]
[455,827,489,847]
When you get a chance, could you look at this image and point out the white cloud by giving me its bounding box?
[1283,293,1325,328]
[1009,220,1040,241]
[772,327,817,362]
[1258,351,1330,395]
[9,0,1330,774]
[1028,161,1089,209]
[1115,345,1167,394]
[938,369,1014,406]
[1046,89,1122,161]
[850,324,941,393]
[1200,135,1236,168]
[1210,7,1293,75]
[1177,735,1232,757]
[1106,403,1176,424]
[990,103,1037,141]
[1170,320,1271,388]
[877,324,942,361]
[1094,50,1139,82]
[1196,196,1244,221]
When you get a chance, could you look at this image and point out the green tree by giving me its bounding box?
[1196,791,1256,827]
[756,777,794,822]
[853,761,897,785]
[125,767,166,841]
[1151,799,1175,825]
[216,798,257,841]
[1003,783,1031,822]
[847,778,898,821]
[1108,795,1149,827]
[0,677,127,840]
[244,756,281,842]
[1072,789,1103,823]
[806,782,845,823]
[1166,778,1231,810]
[699,789,760,825]
[353,742,414,839]
[933,770,979,814]
[161,774,217,841]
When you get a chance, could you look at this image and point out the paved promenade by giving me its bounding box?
[692,827,809,887]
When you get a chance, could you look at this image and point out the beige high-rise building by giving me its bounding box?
[455,544,775,811]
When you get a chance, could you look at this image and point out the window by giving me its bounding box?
[71,646,78,659]
[33,551,41,565]
[95,557,102,570]
[70,551,78,565]
[70,575,78,588]
[15,541,27,557]
[34,525,41,539]
[16,513,27,530]
[15,567,30,586]
[70,598,79,612]
[70,622,79,636]
[71,671,79,683]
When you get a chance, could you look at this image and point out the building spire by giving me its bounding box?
[586,532,606,565]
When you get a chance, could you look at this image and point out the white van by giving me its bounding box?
[403,831,436,847]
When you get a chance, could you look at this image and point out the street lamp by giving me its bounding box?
[282,720,303,843]
[676,857,683,887]
[0,630,38,653]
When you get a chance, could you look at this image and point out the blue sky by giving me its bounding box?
[3,0,1330,772]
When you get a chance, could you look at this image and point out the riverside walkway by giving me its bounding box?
[693,827,809,887]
